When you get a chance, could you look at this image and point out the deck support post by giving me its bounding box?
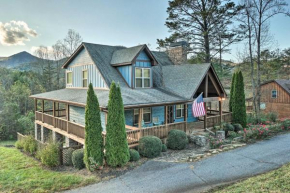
[65,137,78,147]
[52,131,63,143]
[204,73,208,130]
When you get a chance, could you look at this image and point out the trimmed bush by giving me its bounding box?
[161,144,167,152]
[129,149,140,162]
[267,112,278,123]
[138,136,162,158]
[105,82,130,167]
[39,143,60,167]
[233,124,243,133]
[84,83,104,170]
[166,130,188,150]
[63,148,74,166]
[23,135,37,154]
[223,123,234,137]
[15,140,24,149]
[72,149,85,170]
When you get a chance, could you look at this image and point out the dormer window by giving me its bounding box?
[83,70,88,87]
[67,71,72,85]
[135,68,151,88]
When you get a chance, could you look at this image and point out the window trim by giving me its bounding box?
[176,104,185,118]
[66,71,73,85]
[82,69,88,88]
[135,67,151,88]
[133,108,152,125]
[271,90,278,98]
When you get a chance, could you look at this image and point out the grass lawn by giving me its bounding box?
[0,147,98,193]
[0,140,16,146]
[212,163,290,193]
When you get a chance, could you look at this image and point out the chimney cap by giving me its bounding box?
[169,41,188,48]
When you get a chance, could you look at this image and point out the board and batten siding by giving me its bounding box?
[66,48,107,88]
[69,105,106,131]
[117,65,132,86]
[124,104,197,127]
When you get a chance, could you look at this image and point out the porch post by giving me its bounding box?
[219,99,223,125]
[184,103,188,133]
[138,108,143,129]
[41,100,44,122]
[165,106,168,126]
[52,101,55,127]
[204,73,208,130]
[66,103,69,133]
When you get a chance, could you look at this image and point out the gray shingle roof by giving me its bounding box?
[152,51,174,66]
[83,43,128,87]
[275,79,290,95]
[30,87,187,108]
[110,45,144,65]
[162,63,211,99]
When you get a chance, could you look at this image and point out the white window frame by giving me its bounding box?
[82,69,88,88]
[135,67,151,88]
[66,71,73,85]
[271,90,278,98]
[133,108,152,125]
[176,104,185,118]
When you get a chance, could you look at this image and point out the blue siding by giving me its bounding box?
[117,65,132,86]
[125,105,197,128]
[66,49,107,88]
[69,105,106,131]
[137,50,150,60]
[69,106,85,126]
[135,61,151,67]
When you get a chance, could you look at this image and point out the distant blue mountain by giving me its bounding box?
[0,51,39,69]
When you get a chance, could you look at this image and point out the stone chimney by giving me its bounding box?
[167,41,188,65]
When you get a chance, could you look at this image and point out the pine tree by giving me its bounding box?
[229,72,237,112]
[84,83,103,170]
[232,71,247,128]
[105,82,130,167]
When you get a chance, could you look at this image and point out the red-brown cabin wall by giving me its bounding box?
[260,82,290,118]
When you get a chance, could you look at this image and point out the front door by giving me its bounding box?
[167,105,174,124]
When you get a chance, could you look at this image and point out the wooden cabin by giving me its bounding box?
[30,42,230,147]
[259,80,290,118]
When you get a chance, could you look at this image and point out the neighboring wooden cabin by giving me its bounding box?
[260,80,290,118]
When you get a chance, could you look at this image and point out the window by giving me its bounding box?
[176,104,185,118]
[67,71,72,85]
[133,108,152,125]
[271,90,277,98]
[135,68,151,88]
[83,70,88,87]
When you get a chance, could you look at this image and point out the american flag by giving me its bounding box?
[192,93,206,117]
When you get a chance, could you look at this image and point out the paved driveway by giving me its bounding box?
[67,133,290,193]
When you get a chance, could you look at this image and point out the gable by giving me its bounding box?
[66,48,94,68]
[260,81,290,103]
[135,50,152,67]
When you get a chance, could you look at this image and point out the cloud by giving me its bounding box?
[0,20,37,46]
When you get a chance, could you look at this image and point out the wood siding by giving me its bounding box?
[260,82,290,118]
[260,82,290,103]
[66,49,107,88]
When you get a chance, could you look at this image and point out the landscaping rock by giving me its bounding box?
[189,135,207,147]
[216,130,225,140]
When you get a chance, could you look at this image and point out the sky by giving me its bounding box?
[0,0,290,62]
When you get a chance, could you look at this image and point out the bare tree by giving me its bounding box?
[52,41,65,89]
[60,29,83,57]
